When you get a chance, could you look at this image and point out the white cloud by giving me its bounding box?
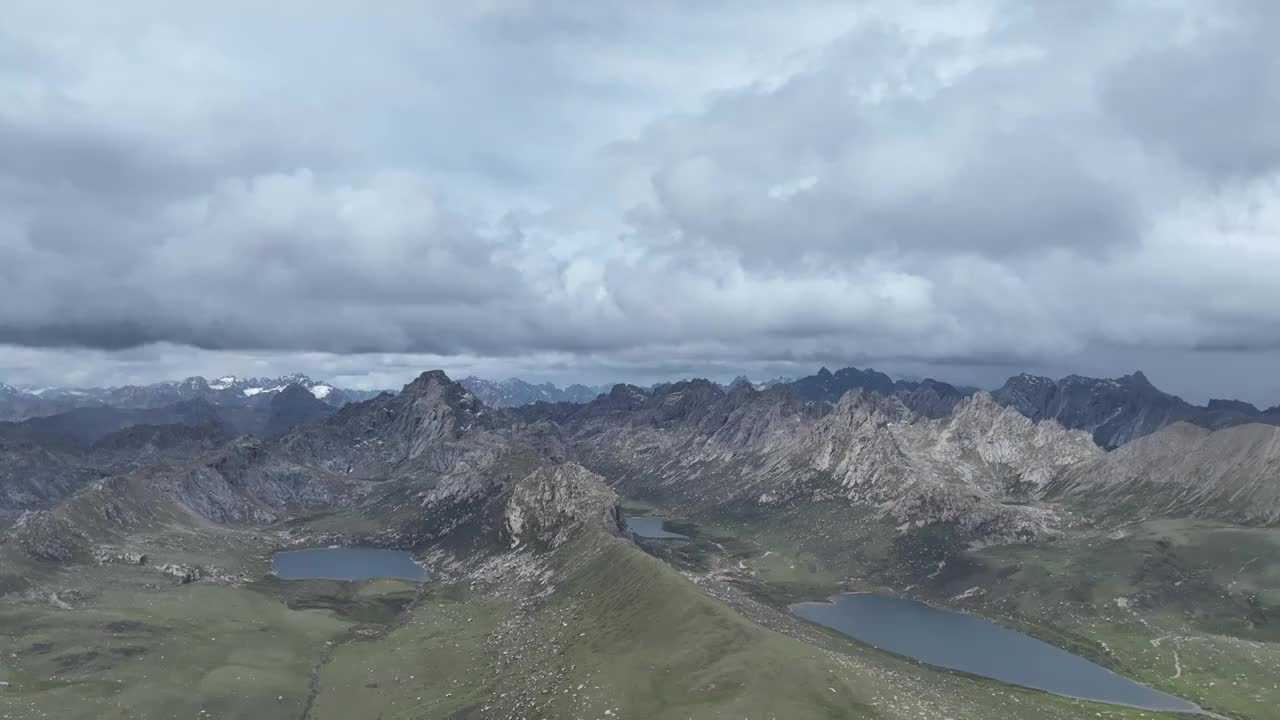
[1,0,1279,405]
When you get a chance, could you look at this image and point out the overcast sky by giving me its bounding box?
[2,1,1279,404]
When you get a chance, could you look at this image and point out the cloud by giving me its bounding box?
[1,0,1280,404]
[1100,0,1280,181]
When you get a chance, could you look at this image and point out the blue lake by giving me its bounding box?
[792,593,1202,714]
[272,547,426,582]
[627,516,688,539]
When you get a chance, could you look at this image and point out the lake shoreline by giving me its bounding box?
[791,592,1207,716]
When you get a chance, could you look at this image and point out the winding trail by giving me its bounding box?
[300,640,336,720]
[300,581,431,720]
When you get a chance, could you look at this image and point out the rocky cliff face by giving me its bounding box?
[769,391,1100,541]
[0,414,281,525]
[503,464,624,549]
[549,382,1099,544]
[0,431,100,522]
[1047,421,1280,525]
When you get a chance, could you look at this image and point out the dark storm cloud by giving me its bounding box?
[1101,0,1280,181]
[1,0,1280,404]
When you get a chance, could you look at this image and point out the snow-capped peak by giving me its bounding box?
[243,385,288,397]
[309,384,333,399]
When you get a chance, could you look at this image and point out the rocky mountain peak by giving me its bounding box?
[726,378,761,401]
[1124,370,1154,389]
[598,383,650,412]
[891,377,970,418]
[828,388,909,424]
[402,369,456,394]
[399,370,486,416]
[788,365,896,404]
[503,463,624,549]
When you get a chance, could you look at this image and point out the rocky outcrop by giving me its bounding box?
[1046,422,1280,525]
[5,510,89,562]
[157,563,202,583]
[92,547,147,565]
[503,464,624,549]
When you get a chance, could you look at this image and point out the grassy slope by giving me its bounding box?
[6,489,1267,719]
[971,521,1280,720]
[0,569,354,719]
[311,534,1187,720]
[660,501,1280,720]
[0,532,419,720]
[1,530,1202,720]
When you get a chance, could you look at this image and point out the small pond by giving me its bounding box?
[627,516,688,539]
[272,547,427,582]
[792,593,1202,714]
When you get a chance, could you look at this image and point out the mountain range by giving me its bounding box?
[0,374,383,422]
[8,366,1278,453]
[466,366,1280,450]
[8,368,1277,545]
[993,370,1280,448]
[457,375,609,407]
[2,367,1278,718]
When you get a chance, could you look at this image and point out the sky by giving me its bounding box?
[2,0,1279,405]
